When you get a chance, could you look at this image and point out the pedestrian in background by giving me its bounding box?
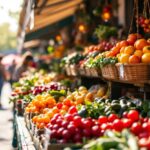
[0,55,7,109]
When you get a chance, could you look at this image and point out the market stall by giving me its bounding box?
[13,0,150,149]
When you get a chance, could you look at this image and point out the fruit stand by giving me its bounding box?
[13,0,150,150]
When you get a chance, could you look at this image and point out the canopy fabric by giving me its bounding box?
[18,0,83,37]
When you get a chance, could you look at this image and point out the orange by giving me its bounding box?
[142,53,150,63]
[52,107,59,113]
[134,50,143,58]
[124,46,135,55]
[119,40,129,47]
[119,54,130,63]
[85,92,93,100]
[76,95,85,104]
[111,46,120,55]
[134,39,148,50]
[43,115,50,124]
[47,111,54,118]
[129,55,141,63]
[143,46,150,53]
[120,46,126,53]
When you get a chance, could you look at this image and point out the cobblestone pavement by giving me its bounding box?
[0,82,14,150]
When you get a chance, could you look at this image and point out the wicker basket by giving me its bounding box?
[79,66,86,76]
[85,67,91,77]
[101,64,119,80]
[116,63,150,81]
[70,65,78,76]
[65,65,71,76]
[90,67,101,77]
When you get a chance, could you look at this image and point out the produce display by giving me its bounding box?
[11,68,150,150]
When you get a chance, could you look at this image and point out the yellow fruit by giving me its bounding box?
[120,54,130,63]
[142,53,150,63]
[96,88,106,97]
[134,50,143,58]
[124,46,135,55]
[120,46,126,53]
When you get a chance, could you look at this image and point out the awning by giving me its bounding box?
[18,0,83,42]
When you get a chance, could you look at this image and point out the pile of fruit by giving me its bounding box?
[137,16,150,33]
[105,33,150,64]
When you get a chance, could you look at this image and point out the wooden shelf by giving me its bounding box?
[16,116,36,150]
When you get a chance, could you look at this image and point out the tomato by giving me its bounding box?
[122,111,128,118]
[112,119,124,131]
[120,46,126,53]
[56,118,63,126]
[108,114,119,122]
[65,114,74,121]
[68,106,77,114]
[134,39,148,50]
[131,122,142,135]
[128,34,137,41]
[50,129,58,138]
[61,121,69,128]
[57,127,65,137]
[82,119,93,128]
[129,55,141,63]
[50,117,56,124]
[56,102,63,109]
[52,124,59,130]
[98,116,108,124]
[101,123,112,130]
[67,124,76,135]
[127,110,139,122]
[91,125,101,137]
[62,129,71,139]
[139,138,150,149]
[142,122,150,132]
[73,116,82,127]
[83,128,91,137]
[142,53,150,63]
[122,118,133,128]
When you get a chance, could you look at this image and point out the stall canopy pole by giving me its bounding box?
[17,0,34,53]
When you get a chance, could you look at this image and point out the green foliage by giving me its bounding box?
[0,23,17,50]
[94,25,117,40]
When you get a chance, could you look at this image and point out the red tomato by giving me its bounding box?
[68,106,77,114]
[56,102,63,109]
[81,119,93,128]
[139,138,150,149]
[112,119,124,131]
[98,116,108,124]
[91,125,101,137]
[122,111,128,118]
[127,110,139,122]
[142,122,150,132]
[131,122,142,135]
[108,114,119,122]
[101,123,112,130]
[73,116,82,127]
[122,118,133,128]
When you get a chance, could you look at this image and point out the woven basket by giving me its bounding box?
[65,65,71,76]
[85,67,91,77]
[116,63,150,81]
[101,64,119,80]
[89,67,100,77]
[70,65,78,76]
[79,66,86,76]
